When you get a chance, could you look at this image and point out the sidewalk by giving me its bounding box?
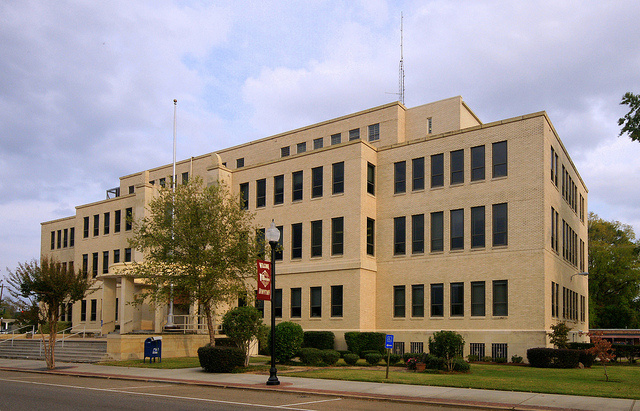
[0,358,638,411]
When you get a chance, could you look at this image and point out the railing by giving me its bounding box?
[162,315,218,335]
[0,325,36,347]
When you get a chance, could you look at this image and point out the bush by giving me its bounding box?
[527,348,553,368]
[423,354,446,370]
[344,332,385,357]
[303,331,335,350]
[578,350,595,368]
[403,352,415,363]
[467,354,479,362]
[495,356,508,363]
[451,357,470,372]
[338,350,351,358]
[198,345,244,373]
[299,347,323,366]
[321,349,340,365]
[41,321,72,334]
[343,353,359,365]
[482,356,493,362]
[527,347,580,368]
[270,321,304,363]
[365,352,382,365]
[428,331,465,371]
[511,355,523,363]
[384,353,402,366]
[361,349,381,359]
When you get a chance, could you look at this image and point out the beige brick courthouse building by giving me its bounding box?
[42,96,589,359]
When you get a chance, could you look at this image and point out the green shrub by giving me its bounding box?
[467,354,479,362]
[303,331,335,350]
[495,356,508,363]
[197,345,244,373]
[482,356,493,362]
[361,349,381,359]
[384,353,401,366]
[344,332,385,357]
[338,350,351,358]
[428,331,465,371]
[343,353,359,365]
[402,352,415,363]
[41,321,72,334]
[527,348,553,368]
[321,349,340,365]
[578,350,595,368]
[527,347,580,368]
[365,352,382,365]
[452,357,470,372]
[299,347,323,366]
[423,354,446,370]
[214,337,237,347]
[270,321,304,363]
[511,355,523,363]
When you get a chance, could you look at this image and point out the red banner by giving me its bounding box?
[256,260,271,301]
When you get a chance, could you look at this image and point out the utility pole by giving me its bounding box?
[0,280,4,332]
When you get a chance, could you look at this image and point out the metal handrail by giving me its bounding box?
[161,314,216,335]
[0,325,36,347]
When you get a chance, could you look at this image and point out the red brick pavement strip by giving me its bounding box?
[0,366,582,411]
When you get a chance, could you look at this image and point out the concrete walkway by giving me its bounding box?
[0,358,638,411]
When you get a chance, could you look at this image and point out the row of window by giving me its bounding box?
[82,248,132,278]
[393,203,508,255]
[149,171,189,187]
[551,282,586,322]
[269,285,344,319]
[393,141,507,194]
[50,227,75,250]
[83,208,132,239]
[551,146,585,223]
[393,280,508,319]
[469,343,509,360]
[550,207,585,270]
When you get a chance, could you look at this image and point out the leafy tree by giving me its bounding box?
[618,92,640,143]
[587,331,615,382]
[7,257,91,369]
[548,322,571,349]
[127,177,258,345]
[222,306,266,366]
[428,330,465,371]
[270,321,303,363]
[588,213,640,329]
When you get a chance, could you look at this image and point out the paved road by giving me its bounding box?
[0,370,482,410]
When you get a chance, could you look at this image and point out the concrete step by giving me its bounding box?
[0,339,108,363]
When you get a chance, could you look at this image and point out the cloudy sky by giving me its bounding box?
[1,1,640,278]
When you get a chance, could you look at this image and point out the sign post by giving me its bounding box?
[385,334,394,379]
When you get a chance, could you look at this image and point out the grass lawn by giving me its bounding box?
[286,363,640,400]
[98,355,270,370]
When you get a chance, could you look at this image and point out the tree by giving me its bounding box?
[618,92,640,143]
[548,322,571,349]
[222,306,266,366]
[428,330,465,371]
[588,213,640,329]
[587,332,615,382]
[127,177,258,345]
[7,257,91,369]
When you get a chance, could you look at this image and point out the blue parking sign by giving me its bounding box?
[385,334,394,349]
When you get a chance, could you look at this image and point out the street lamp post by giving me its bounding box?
[266,220,280,386]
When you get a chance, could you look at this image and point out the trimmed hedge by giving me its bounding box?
[299,347,323,366]
[527,348,580,368]
[303,331,335,350]
[384,353,402,366]
[270,321,304,363]
[424,354,446,370]
[344,353,359,365]
[198,345,244,373]
[365,352,382,365]
[321,349,340,365]
[451,357,470,372]
[344,332,385,357]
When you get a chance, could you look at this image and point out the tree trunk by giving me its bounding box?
[203,305,215,345]
[45,307,58,370]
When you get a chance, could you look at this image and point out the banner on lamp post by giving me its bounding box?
[257,260,271,301]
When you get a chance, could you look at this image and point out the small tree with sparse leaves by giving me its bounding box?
[548,322,571,349]
[587,332,615,382]
[222,306,266,367]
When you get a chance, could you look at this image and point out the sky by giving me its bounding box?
[1,1,640,279]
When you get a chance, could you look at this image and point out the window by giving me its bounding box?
[450,209,464,250]
[256,179,266,208]
[492,141,507,178]
[412,214,424,254]
[393,342,405,356]
[492,203,508,246]
[297,142,306,154]
[311,220,322,257]
[450,282,464,316]
[113,249,120,264]
[431,283,444,317]
[125,208,132,231]
[493,280,508,316]
[331,217,344,256]
[274,289,282,318]
[551,281,558,318]
[313,137,323,149]
[50,231,55,250]
[312,166,323,198]
[471,281,485,316]
[310,286,322,317]
[471,145,485,181]
[394,216,406,255]
[102,251,109,274]
[366,218,375,256]
[129,185,134,194]
[240,183,249,210]
[236,158,244,168]
[412,157,424,191]
[92,252,98,278]
[291,288,302,318]
[104,212,110,235]
[275,225,283,261]
[394,161,406,194]
[114,210,121,233]
[471,206,485,248]
[83,216,89,238]
[393,285,405,317]
[367,163,375,195]
[331,133,341,145]
[431,153,444,187]
[57,229,61,248]
[69,228,74,247]
[256,228,265,259]
[470,343,485,359]
[93,214,99,236]
[90,299,97,322]
[82,254,88,276]
[368,123,380,141]
[81,300,87,321]
[492,343,508,361]
[349,128,360,140]
[430,211,444,252]
[427,117,433,134]
[159,177,166,187]
[281,146,290,157]
[291,223,302,259]
[124,248,132,262]
[274,175,284,205]
[412,284,424,317]
[331,285,343,317]
[182,172,189,185]
[450,149,464,185]
[332,162,344,194]
[292,171,303,201]
[63,228,68,248]
[554,151,559,186]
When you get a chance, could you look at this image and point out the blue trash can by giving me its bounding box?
[143,336,162,363]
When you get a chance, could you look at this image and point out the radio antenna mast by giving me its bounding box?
[398,12,405,105]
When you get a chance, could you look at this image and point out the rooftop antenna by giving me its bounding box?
[399,12,405,105]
